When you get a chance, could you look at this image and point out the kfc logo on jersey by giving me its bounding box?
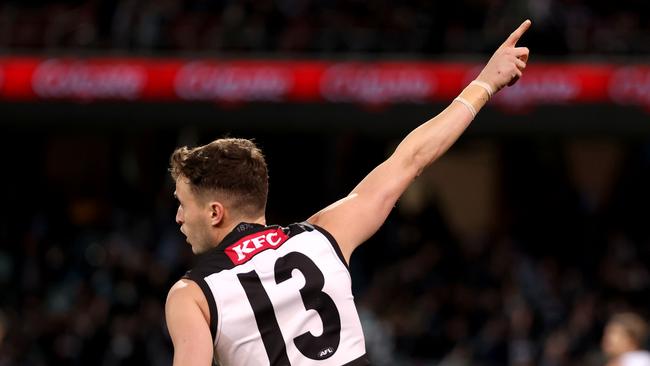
[225,228,289,265]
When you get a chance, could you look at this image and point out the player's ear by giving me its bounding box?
[209,201,225,226]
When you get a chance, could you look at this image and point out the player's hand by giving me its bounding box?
[476,19,531,93]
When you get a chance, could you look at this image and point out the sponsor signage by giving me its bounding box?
[225,228,289,265]
[0,57,648,112]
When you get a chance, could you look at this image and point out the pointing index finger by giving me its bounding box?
[503,19,532,47]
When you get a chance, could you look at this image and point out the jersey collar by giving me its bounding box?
[217,222,268,250]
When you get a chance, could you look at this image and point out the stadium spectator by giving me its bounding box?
[0,0,648,55]
[603,313,650,366]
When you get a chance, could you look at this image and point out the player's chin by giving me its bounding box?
[184,237,197,251]
[191,244,208,255]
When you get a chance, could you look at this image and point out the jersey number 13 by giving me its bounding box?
[237,252,342,364]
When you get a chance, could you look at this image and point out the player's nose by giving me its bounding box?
[175,206,184,225]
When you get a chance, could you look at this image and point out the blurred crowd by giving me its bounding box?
[1,130,649,365]
[1,0,649,55]
[354,139,650,365]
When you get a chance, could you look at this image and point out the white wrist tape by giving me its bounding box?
[454,97,477,118]
[470,80,494,99]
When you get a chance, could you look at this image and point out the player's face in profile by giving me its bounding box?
[174,178,213,254]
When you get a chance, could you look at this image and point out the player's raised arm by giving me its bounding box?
[308,20,532,262]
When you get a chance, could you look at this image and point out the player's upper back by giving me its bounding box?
[184,222,368,366]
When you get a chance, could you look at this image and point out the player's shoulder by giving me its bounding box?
[285,221,317,235]
[165,279,212,342]
[166,278,204,305]
[285,221,339,244]
[287,221,349,268]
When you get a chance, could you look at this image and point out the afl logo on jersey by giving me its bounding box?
[318,347,335,358]
[225,228,289,265]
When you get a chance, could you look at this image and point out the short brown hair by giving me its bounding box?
[170,138,269,216]
[609,312,649,347]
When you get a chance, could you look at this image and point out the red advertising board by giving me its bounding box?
[0,57,648,112]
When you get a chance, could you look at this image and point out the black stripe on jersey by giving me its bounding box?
[180,273,219,340]
[312,224,350,271]
[192,277,219,341]
[237,270,291,365]
[343,353,370,365]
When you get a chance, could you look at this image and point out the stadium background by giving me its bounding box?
[1,0,650,365]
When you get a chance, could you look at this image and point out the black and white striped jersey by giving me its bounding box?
[184,222,368,366]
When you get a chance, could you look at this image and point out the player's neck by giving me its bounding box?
[229,215,266,228]
[215,215,267,244]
